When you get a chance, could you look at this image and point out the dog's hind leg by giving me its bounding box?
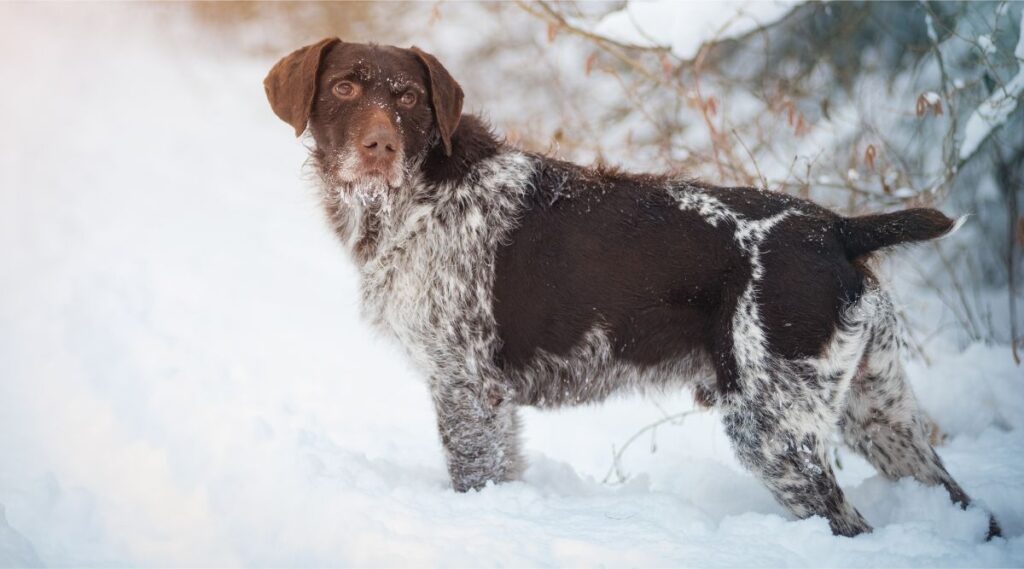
[718,290,877,537]
[840,291,1002,539]
[722,363,872,537]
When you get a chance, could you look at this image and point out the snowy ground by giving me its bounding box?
[1,4,1022,567]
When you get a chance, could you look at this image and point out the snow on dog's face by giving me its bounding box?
[264,39,464,203]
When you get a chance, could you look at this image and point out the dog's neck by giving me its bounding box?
[316,114,506,265]
[420,114,502,186]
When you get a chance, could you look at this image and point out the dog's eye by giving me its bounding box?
[332,81,358,100]
[399,91,417,107]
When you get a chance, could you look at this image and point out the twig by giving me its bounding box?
[732,128,768,189]
[603,410,702,484]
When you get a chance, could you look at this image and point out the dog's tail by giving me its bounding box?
[838,208,965,260]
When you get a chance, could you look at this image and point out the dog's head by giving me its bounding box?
[264,39,463,199]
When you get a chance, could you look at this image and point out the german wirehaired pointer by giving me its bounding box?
[264,38,999,539]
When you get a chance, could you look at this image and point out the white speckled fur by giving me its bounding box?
[320,150,535,489]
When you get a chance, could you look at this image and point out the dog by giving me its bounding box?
[264,38,999,539]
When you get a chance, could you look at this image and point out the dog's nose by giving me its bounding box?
[361,126,399,159]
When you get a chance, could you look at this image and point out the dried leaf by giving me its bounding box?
[916,93,943,117]
[547,22,559,43]
[660,53,673,77]
[865,144,877,170]
[795,115,808,137]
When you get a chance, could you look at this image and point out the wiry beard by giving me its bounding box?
[320,147,408,207]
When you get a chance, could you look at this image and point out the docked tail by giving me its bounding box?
[839,208,965,260]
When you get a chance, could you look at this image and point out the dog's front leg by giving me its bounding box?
[430,375,523,492]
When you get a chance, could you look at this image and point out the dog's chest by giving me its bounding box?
[360,204,497,369]
[352,152,534,374]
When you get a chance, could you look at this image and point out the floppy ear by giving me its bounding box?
[411,47,464,157]
[264,38,341,137]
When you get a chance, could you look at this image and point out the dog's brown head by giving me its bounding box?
[265,38,464,194]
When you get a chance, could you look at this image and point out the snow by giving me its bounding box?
[958,9,1024,161]
[926,12,939,44]
[1,3,1022,567]
[979,34,997,55]
[0,506,41,568]
[590,0,796,60]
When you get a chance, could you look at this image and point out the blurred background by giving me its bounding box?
[1,2,1021,566]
